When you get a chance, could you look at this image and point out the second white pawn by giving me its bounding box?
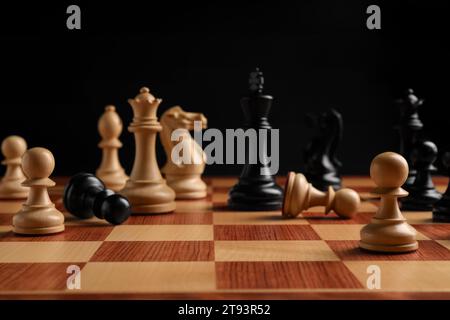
[0,135,29,199]
[13,147,65,235]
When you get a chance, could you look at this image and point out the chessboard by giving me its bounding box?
[1,176,450,300]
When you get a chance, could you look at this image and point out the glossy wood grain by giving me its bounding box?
[214,225,321,241]
[91,241,214,262]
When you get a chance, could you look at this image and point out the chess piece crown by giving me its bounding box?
[241,67,271,128]
[128,87,162,128]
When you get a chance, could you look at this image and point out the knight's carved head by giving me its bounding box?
[161,106,207,131]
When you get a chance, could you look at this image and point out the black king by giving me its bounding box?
[228,68,284,210]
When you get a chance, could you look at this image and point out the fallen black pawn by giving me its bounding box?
[63,173,131,225]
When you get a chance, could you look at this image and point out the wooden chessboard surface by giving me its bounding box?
[0,176,450,300]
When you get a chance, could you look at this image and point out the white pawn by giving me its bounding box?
[96,105,128,191]
[360,152,418,253]
[283,172,360,219]
[0,135,29,199]
[13,148,65,235]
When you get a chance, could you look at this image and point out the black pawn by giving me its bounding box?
[63,173,131,225]
[395,89,424,189]
[433,151,450,222]
[401,140,442,211]
[228,68,283,211]
[303,108,343,191]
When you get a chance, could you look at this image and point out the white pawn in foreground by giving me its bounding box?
[96,105,129,191]
[13,147,65,235]
[360,152,418,253]
[0,135,29,199]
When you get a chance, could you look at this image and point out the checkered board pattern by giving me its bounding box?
[1,176,450,299]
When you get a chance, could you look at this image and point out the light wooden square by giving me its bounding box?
[105,225,214,241]
[0,241,101,263]
[312,225,364,240]
[437,240,450,251]
[214,240,339,262]
[213,211,308,225]
[345,261,450,291]
[80,262,216,292]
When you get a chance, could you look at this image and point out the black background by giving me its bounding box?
[0,1,449,176]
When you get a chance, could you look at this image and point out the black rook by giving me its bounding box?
[433,150,450,222]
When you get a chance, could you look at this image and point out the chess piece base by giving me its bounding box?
[283,171,311,217]
[120,180,176,214]
[359,241,419,253]
[359,218,418,253]
[0,181,29,199]
[174,191,207,200]
[13,224,65,235]
[96,169,129,192]
[165,174,207,200]
[13,205,65,235]
[129,202,176,214]
[228,179,283,211]
[0,191,29,200]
